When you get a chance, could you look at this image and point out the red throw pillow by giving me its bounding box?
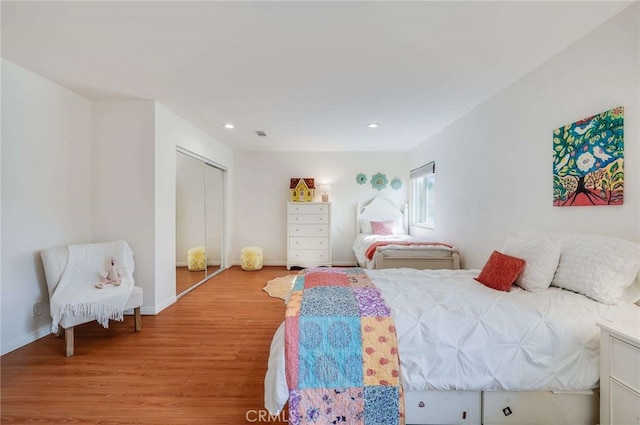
[371,220,394,235]
[475,250,526,292]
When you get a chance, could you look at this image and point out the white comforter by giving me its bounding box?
[265,268,638,414]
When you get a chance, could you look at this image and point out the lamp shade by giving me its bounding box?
[318,184,331,202]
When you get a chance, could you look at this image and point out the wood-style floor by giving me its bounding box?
[1,266,291,425]
[175,266,221,295]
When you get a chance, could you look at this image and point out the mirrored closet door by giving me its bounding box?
[175,149,226,298]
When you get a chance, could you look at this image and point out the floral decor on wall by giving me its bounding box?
[356,173,367,185]
[370,173,388,191]
[553,106,624,206]
[390,178,402,190]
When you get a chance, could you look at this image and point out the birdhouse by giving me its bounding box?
[290,178,315,202]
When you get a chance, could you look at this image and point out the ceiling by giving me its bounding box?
[1,1,633,152]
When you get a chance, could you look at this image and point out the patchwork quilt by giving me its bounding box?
[285,267,404,425]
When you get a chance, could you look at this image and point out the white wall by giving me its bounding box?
[92,100,157,311]
[0,67,234,352]
[1,60,93,354]
[409,5,640,269]
[233,151,409,265]
[92,102,234,313]
[154,103,233,309]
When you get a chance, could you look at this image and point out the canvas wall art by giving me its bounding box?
[552,106,624,207]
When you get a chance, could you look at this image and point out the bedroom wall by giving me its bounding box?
[0,64,232,353]
[92,102,234,313]
[92,101,158,311]
[154,103,233,310]
[232,151,409,266]
[1,60,93,354]
[409,4,640,269]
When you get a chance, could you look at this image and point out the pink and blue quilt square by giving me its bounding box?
[298,316,363,389]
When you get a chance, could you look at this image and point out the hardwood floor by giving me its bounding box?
[175,266,221,295]
[1,266,291,425]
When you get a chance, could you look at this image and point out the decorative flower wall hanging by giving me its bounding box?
[356,173,367,185]
[370,173,388,191]
[390,178,402,190]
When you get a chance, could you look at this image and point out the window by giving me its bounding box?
[410,161,435,229]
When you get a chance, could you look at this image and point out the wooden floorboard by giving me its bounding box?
[176,266,222,296]
[1,266,291,424]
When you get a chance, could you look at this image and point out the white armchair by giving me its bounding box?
[40,244,143,356]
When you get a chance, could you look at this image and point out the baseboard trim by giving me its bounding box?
[1,324,52,356]
[176,261,222,267]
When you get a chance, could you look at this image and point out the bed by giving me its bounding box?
[265,231,640,425]
[354,197,460,270]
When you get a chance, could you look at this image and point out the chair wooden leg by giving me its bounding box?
[65,327,74,357]
[134,307,141,332]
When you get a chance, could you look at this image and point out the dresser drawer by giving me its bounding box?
[289,224,328,237]
[289,214,327,224]
[610,379,640,424]
[611,336,640,392]
[290,237,329,250]
[288,203,329,214]
[289,249,330,262]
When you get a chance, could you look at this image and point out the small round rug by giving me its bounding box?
[263,275,297,300]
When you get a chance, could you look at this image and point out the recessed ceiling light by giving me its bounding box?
[368,123,379,128]
[223,123,235,129]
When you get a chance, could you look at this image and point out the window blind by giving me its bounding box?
[410,161,435,179]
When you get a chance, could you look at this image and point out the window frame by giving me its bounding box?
[410,161,436,229]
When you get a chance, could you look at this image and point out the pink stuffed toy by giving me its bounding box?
[95,256,123,289]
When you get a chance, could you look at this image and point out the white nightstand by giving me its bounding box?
[597,314,640,425]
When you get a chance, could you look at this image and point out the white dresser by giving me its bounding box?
[287,202,331,270]
[598,316,640,425]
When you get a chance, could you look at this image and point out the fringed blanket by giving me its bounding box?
[285,267,404,425]
[365,241,453,260]
[50,240,135,332]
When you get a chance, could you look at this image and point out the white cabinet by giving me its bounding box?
[598,318,640,425]
[287,202,331,269]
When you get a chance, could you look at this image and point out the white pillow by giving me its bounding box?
[360,217,406,235]
[550,232,640,305]
[502,232,561,292]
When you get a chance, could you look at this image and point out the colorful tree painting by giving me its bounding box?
[553,107,624,206]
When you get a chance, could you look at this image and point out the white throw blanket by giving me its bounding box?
[50,240,135,333]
